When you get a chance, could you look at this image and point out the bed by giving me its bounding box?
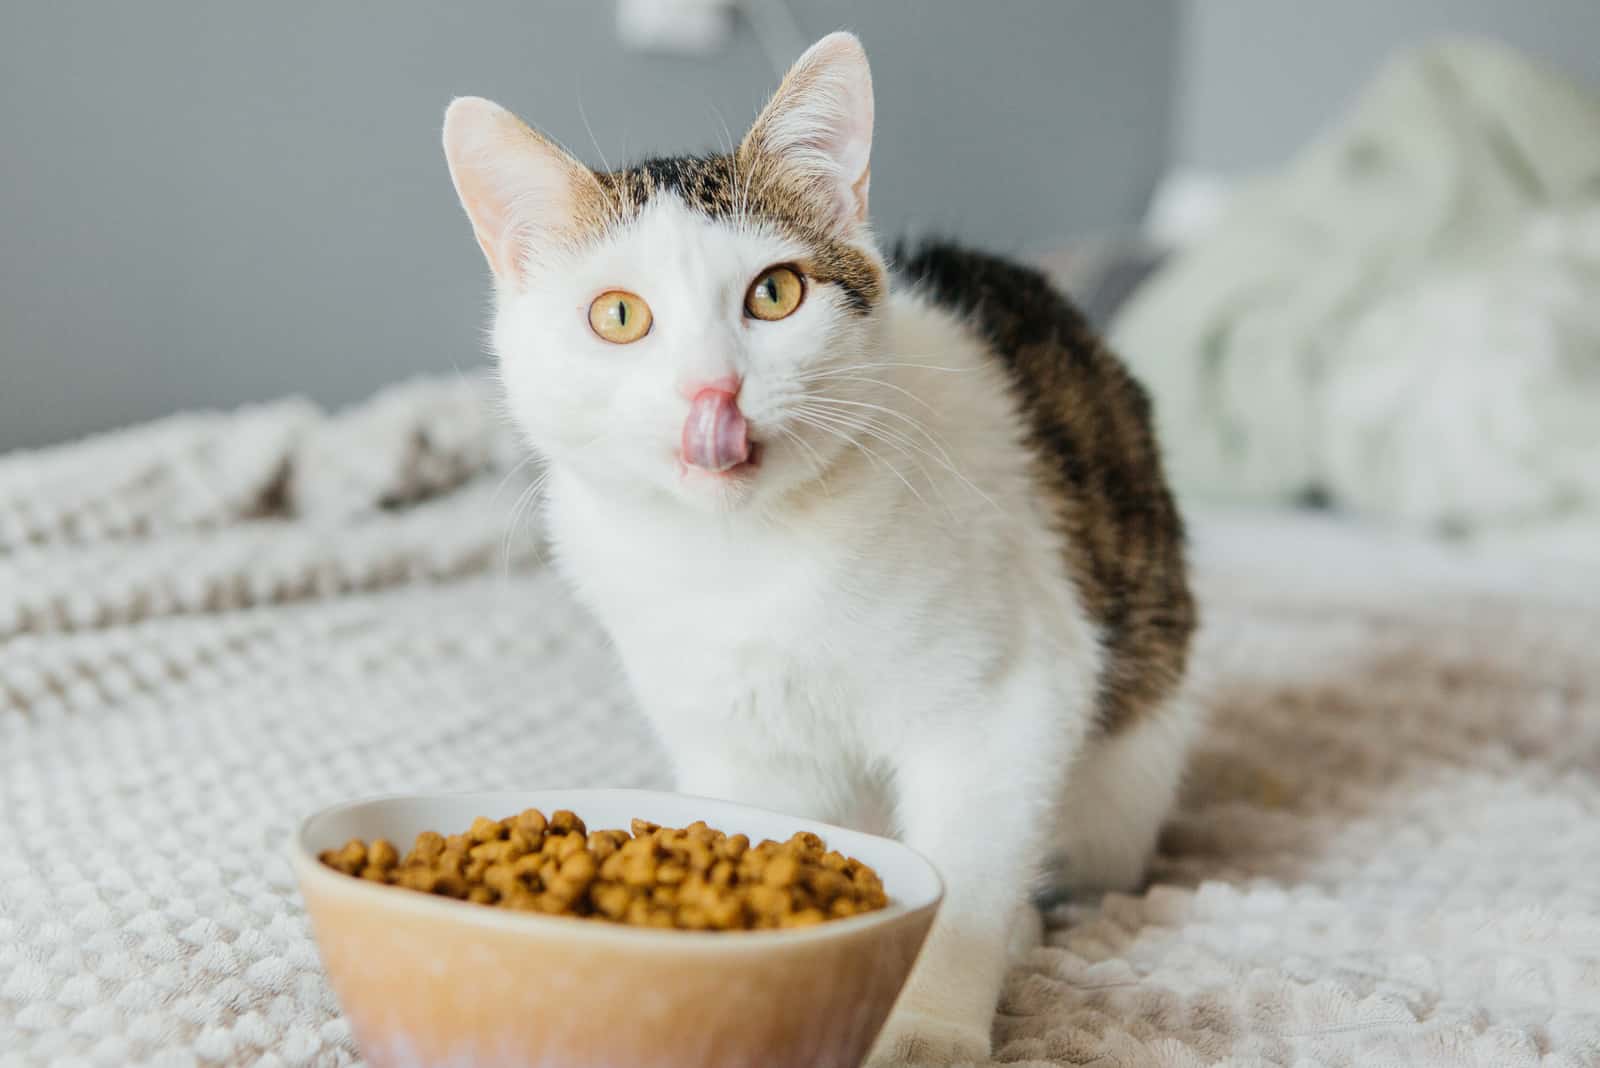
[2,351,1598,1067]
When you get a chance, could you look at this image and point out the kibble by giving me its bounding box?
[318,808,889,931]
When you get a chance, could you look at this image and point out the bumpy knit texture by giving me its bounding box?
[2,377,1598,1068]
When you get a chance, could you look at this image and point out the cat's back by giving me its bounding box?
[894,240,1195,731]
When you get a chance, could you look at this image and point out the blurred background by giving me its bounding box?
[3,0,1598,553]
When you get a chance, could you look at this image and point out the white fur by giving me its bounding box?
[446,34,1193,1065]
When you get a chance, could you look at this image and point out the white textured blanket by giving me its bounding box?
[1113,40,1600,550]
[2,378,1598,1068]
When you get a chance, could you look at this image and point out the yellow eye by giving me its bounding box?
[744,265,805,321]
[588,290,653,344]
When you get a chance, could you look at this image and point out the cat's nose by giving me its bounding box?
[677,373,742,400]
[682,387,751,472]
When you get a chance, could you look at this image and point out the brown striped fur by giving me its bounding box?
[572,150,885,314]
[895,241,1196,733]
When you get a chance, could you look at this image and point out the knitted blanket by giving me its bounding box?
[3,377,1597,1068]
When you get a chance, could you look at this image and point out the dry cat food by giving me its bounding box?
[319,809,889,931]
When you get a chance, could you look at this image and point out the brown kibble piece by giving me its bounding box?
[430,871,467,898]
[504,888,541,911]
[470,840,512,863]
[549,810,586,836]
[411,831,446,863]
[364,840,397,870]
[593,884,631,920]
[320,808,888,931]
[483,863,519,898]
[559,852,598,887]
[763,854,799,888]
[587,831,623,861]
[324,839,366,875]
[782,907,827,929]
[747,884,788,917]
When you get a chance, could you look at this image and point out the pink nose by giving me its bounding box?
[682,388,751,472]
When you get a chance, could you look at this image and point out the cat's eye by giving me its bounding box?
[588,290,653,344]
[744,265,805,321]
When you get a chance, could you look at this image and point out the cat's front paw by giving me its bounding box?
[867,1011,990,1066]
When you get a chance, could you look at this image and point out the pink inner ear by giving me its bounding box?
[454,173,519,280]
[442,97,582,285]
[744,33,874,232]
[817,110,872,226]
[850,166,871,223]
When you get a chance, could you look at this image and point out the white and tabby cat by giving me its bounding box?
[442,32,1195,1064]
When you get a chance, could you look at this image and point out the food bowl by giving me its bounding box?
[292,789,943,1068]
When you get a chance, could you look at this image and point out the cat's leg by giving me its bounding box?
[666,736,849,825]
[868,700,1079,1066]
[1043,697,1195,898]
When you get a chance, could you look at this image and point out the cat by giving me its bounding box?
[442,31,1195,1065]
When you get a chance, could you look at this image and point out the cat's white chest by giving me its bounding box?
[546,479,869,735]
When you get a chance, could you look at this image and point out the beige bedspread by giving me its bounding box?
[2,376,1597,1067]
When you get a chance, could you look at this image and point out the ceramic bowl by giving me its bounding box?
[293,789,943,1068]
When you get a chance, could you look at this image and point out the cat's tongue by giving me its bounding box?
[682,388,751,472]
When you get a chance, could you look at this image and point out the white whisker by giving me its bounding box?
[802,396,1001,514]
[776,425,834,498]
[790,408,935,513]
[795,359,976,380]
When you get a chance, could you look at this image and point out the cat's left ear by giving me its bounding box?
[741,32,874,232]
[442,96,597,287]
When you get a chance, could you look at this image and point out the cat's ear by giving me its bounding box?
[741,32,874,232]
[442,97,596,287]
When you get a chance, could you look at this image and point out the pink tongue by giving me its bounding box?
[682,388,750,472]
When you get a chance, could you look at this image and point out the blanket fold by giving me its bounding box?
[1112,39,1600,552]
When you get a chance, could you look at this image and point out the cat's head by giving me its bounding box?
[443,33,887,513]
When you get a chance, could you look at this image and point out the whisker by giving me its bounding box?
[776,425,833,499]
[804,373,945,419]
[488,454,542,509]
[496,427,617,577]
[802,396,1001,514]
[797,403,927,461]
[795,359,976,380]
[500,473,548,578]
[790,409,935,513]
[796,401,983,517]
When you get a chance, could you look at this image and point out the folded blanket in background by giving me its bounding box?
[1112,38,1600,553]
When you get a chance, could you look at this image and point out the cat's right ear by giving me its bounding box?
[742,32,874,233]
[442,97,594,287]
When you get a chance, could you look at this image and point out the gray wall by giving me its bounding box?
[1175,0,1600,172]
[0,2,1177,451]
